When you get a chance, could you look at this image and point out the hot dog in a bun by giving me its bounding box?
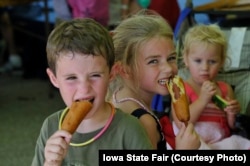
[166,76,190,126]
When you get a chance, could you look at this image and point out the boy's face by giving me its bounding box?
[47,52,111,115]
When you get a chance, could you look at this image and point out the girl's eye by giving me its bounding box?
[148,59,158,64]
[167,56,176,62]
[208,60,216,64]
[194,59,201,63]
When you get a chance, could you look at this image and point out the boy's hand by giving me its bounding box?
[44,130,72,166]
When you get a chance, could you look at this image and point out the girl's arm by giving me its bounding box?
[224,84,241,129]
[172,80,216,129]
[139,114,160,149]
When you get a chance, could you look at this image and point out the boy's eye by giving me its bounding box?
[66,76,77,80]
[91,74,101,77]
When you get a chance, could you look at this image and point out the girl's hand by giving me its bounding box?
[175,123,200,149]
[44,130,72,166]
[224,97,241,129]
[224,98,241,115]
[199,81,217,104]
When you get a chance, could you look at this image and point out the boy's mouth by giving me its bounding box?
[76,98,94,104]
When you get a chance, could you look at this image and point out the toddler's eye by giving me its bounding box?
[194,59,201,63]
[208,60,216,64]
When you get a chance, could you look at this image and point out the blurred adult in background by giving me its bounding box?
[53,0,109,27]
[67,0,109,27]
[148,0,180,30]
[120,0,180,30]
[108,0,122,30]
[0,7,22,73]
[121,0,141,20]
[53,0,72,23]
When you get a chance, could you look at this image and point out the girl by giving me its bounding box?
[173,24,250,149]
[109,10,203,150]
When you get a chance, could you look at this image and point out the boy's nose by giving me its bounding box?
[78,80,91,93]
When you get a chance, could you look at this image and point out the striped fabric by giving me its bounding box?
[222,28,250,71]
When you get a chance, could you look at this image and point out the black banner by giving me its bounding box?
[99,150,250,166]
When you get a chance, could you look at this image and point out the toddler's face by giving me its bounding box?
[184,42,223,85]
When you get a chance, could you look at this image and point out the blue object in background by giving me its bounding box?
[152,94,164,112]
[10,0,55,23]
[177,0,212,24]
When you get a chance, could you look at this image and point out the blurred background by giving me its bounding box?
[1,0,250,165]
[0,0,215,78]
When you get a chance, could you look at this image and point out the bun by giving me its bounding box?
[61,100,92,134]
[166,76,190,126]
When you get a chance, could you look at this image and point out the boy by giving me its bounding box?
[31,18,152,166]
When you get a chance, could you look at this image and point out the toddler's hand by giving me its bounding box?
[200,81,217,104]
[44,130,72,166]
[224,98,241,115]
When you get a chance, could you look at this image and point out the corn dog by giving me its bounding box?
[61,100,92,134]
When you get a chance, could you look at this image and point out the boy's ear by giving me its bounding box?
[46,68,59,88]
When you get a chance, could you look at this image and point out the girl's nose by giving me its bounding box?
[201,62,209,70]
[162,62,176,75]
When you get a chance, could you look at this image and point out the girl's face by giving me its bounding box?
[184,42,223,85]
[47,53,111,117]
[136,37,177,96]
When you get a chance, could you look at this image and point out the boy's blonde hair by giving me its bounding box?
[111,10,173,92]
[182,24,228,67]
[46,18,114,74]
